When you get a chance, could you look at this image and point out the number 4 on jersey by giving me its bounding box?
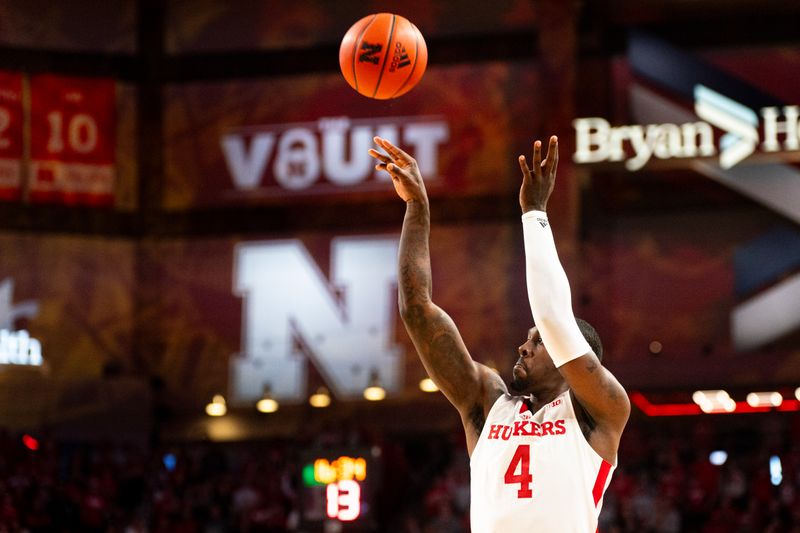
[504,444,533,498]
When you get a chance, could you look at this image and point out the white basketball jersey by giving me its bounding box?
[470,391,615,533]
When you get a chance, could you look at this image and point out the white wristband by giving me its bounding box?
[522,210,590,367]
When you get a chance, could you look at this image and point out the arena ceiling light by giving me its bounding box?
[256,385,279,413]
[746,392,783,408]
[419,377,439,393]
[692,390,736,413]
[205,394,227,417]
[363,370,386,401]
[631,391,800,416]
[309,387,332,408]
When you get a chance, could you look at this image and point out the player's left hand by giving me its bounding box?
[518,135,558,213]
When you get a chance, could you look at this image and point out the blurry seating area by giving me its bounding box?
[0,413,798,532]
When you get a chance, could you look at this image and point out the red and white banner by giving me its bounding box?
[0,71,24,201]
[29,75,116,206]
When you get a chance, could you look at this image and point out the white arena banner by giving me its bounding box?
[0,277,43,367]
[230,236,402,404]
[573,85,800,171]
[221,115,449,196]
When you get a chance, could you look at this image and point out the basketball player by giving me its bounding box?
[369,135,629,532]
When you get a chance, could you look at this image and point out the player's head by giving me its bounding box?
[510,318,602,394]
[575,318,603,361]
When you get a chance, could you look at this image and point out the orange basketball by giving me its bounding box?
[339,13,428,99]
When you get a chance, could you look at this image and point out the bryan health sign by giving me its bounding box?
[573,85,800,171]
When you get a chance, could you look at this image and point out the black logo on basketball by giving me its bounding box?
[389,42,411,72]
[358,42,383,65]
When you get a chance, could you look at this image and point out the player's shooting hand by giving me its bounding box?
[518,135,558,213]
[369,137,427,203]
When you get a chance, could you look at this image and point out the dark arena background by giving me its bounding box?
[0,0,798,531]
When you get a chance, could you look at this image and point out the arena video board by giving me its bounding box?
[572,36,800,366]
[163,61,542,209]
[145,218,800,406]
[0,219,795,419]
[144,223,524,406]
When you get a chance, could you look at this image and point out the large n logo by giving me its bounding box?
[231,236,402,404]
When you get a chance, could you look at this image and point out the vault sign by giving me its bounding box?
[231,236,402,404]
[221,115,448,195]
[573,85,800,171]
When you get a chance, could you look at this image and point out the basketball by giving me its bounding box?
[339,13,428,100]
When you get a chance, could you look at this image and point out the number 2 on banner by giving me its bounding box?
[504,444,533,498]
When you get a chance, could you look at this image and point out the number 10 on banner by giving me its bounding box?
[46,111,99,155]
[29,74,115,206]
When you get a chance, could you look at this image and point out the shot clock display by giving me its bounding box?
[300,449,378,530]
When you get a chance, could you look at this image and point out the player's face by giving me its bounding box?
[511,326,557,391]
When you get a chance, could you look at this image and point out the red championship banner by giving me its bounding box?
[0,71,24,201]
[29,75,116,206]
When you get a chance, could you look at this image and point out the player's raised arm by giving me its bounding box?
[517,136,630,443]
[370,137,505,447]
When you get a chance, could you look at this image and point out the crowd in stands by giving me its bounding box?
[0,413,797,532]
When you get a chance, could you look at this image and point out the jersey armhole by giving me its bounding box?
[566,390,618,468]
[469,393,510,465]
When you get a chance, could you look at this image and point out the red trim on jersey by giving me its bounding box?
[592,460,612,506]
[519,401,529,414]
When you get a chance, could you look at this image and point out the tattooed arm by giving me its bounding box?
[370,137,506,454]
